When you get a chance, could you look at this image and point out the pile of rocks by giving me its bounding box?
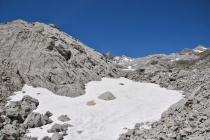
[118,60,210,139]
[0,95,52,140]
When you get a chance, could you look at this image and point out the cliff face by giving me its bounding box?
[0,20,119,97]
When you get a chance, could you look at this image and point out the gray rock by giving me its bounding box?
[42,136,51,140]
[1,124,20,139]
[98,91,116,101]
[44,111,53,117]
[0,20,120,97]
[47,123,72,133]
[51,133,63,140]
[24,112,52,128]
[57,115,70,122]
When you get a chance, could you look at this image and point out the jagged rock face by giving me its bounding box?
[0,20,119,97]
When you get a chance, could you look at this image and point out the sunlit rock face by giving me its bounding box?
[0,20,119,97]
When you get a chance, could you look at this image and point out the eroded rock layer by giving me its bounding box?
[0,20,119,97]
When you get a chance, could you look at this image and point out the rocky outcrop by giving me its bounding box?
[0,20,119,97]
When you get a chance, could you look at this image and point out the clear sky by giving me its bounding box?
[0,0,209,58]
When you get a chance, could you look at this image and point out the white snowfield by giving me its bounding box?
[9,77,183,140]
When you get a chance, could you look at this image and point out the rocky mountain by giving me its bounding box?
[1,19,210,140]
[0,20,119,98]
[105,45,208,71]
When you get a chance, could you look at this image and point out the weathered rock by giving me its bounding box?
[24,112,52,128]
[1,124,20,139]
[0,20,119,97]
[98,91,116,101]
[57,115,70,122]
[42,136,51,140]
[44,111,53,118]
[86,100,96,106]
[47,123,72,133]
[51,133,63,140]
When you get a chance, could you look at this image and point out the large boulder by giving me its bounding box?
[51,133,63,140]
[98,91,116,101]
[5,95,39,123]
[24,112,52,128]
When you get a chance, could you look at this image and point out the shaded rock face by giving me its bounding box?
[23,112,53,128]
[0,69,23,109]
[0,20,119,97]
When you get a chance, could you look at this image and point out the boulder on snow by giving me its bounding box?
[23,112,52,128]
[86,100,96,106]
[57,115,70,122]
[98,91,116,101]
[47,123,72,133]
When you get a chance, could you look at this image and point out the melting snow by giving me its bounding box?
[9,77,183,140]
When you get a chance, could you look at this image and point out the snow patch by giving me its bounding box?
[9,78,183,140]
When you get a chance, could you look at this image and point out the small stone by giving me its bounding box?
[86,100,96,106]
[77,131,82,134]
[183,127,192,133]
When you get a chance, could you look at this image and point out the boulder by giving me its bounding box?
[24,112,52,128]
[98,91,116,101]
[57,115,70,122]
[86,100,96,106]
[47,123,72,133]
[51,133,63,140]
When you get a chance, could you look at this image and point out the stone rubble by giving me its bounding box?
[118,52,210,140]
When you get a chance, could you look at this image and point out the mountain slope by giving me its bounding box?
[0,20,119,97]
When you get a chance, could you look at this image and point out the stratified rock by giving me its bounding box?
[0,20,119,97]
[98,91,116,101]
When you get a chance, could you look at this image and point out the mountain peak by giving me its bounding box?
[193,44,207,53]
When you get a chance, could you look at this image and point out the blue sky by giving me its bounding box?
[0,0,209,58]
